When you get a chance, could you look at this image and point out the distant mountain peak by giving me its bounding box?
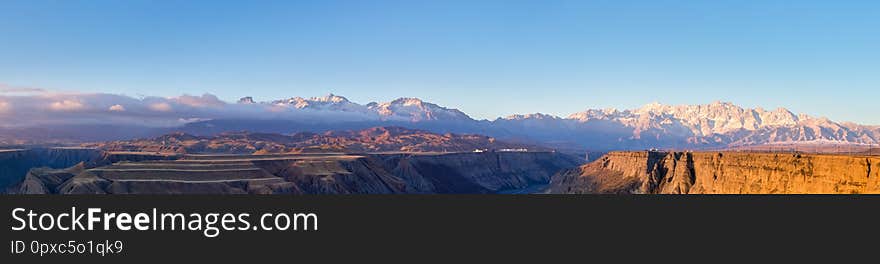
[271,93,367,113]
[237,97,256,104]
[390,97,425,105]
[310,93,350,103]
[261,94,475,122]
[369,97,472,122]
[709,100,736,106]
[502,113,560,120]
[568,101,808,133]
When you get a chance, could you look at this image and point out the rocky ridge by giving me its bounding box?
[83,126,543,154]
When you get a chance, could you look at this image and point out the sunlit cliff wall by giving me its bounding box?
[549,151,880,194]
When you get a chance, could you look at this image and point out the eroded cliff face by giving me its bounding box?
[18,152,581,194]
[253,157,407,194]
[548,151,880,194]
[0,148,103,192]
[377,152,581,193]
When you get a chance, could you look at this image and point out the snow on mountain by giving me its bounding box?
[261,94,474,122]
[219,95,880,147]
[271,94,372,114]
[718,117,878,146]
[564,101,878,146]
[568,101,804,136]
[366,97,472,122]
[494,113,570,130]
[500,113,561,121]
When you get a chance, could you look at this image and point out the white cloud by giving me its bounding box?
[149,102,173,112]
[174,94,225,108]
[49,100,86,111]
[177,117,210,123]
[109,104,126,112]
[0,91,381,128]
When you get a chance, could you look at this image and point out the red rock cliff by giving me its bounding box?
[549,151,880,194]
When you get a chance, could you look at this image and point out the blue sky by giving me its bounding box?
[1,0,879,123]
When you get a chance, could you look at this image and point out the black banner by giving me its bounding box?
[1,195,878,262]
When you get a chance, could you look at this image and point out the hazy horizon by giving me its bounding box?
[2,1,879,123]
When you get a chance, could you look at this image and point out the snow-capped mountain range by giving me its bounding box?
[267,94,470,122]
[234,95,879,149]
[551,101,878,147]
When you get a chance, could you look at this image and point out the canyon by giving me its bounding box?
[548,151,880,194]
[10,147,880,195]
[0,148,104,192]
[14,151,580,194]
[4,128,579,194]
[5,127,880,195]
